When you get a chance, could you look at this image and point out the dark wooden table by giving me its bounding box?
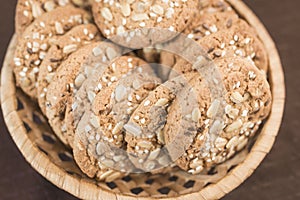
[0,0,299,199]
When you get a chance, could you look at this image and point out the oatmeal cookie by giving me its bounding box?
[13,5,91,98]
[73,56,161,180]
[92,0,199,48]
[45,41,122,146]
[38,24,101,114]
[164,57,272,173]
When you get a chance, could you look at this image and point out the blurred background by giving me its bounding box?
[0,0,299,199]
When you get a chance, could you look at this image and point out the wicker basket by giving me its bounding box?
[1,0,285,199]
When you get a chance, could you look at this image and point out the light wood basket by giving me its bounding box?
[0,0,285,199]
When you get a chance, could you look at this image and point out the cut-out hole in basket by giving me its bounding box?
[23,122,32,132]
[17,98,24,110]
[37,146,48,155]
[66,170,82,177]
[228,165,238,173]
[122,176,132,182]
[168,176,178,182]
[106,182,117,189]
[158,187,171,195]
[42,133,56,144]
[58,152,73,162]
[183,180,195,188]
[130,187,144,195]
[145,179,154,185]
[33,113,43,124]
[203,182,212,187]
[66,170,75,175]
[207,167,217,175]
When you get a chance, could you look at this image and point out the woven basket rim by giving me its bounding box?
[1,0,285,199]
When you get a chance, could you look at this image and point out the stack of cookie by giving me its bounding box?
[12,0,272,182]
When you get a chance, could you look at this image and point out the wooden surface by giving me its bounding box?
[0,0,299,199]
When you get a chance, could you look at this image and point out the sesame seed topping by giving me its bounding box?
[144,100,151,106]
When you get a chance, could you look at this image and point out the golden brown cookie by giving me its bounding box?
[124,73,198,172]
[13,5,91,98]
[197,22,268,72]
[15,0,70,36]
[164,57,272,174]
[169,22,268,78]
[38,24,101,115]
[15,0,93,36]
[184,0,238,41]
[92,0,199,48]
[45,41,122,146]
[65,56,153,147]
[73,56,161,181]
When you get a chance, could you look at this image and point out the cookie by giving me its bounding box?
[183,0,238,39]
[45,41,122,146]
[66,56,156,147]
[73,57,161,180]
[92,0,199,49]
[159,0,268,79]
[13,5,91,98]
[124,74,196,172]
[164,57,272,174]
[197,22,268,72]
[15,0,93,36]
[37,24,101,115]
[183,11,239,41]
[169,22,268,78]
[15,0,70,36]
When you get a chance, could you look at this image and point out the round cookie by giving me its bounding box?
[184,0,238,41]
[45,41,123,146]
[15,0,71,36]
[15,0,92,36]
[124,74,196,172]
[196,22,268,72]
[13,5,91,98]
[164,57,272,174]
[169,21,268,78]
[159,0,267,79]
[159,2,238,79]
[66,56,157,148]
[92,0,199,49]
[37,24,101,115]
[183,11,239,41]
[163,72,211,172]
[73,57,161,180]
